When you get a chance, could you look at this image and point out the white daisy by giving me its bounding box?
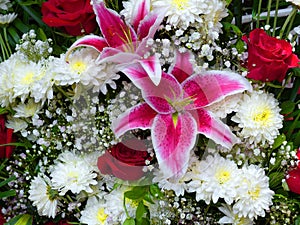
[6,117,28,132]
[218,204,254,225]
[286,0,300,6]
[0,13,17,25]
[50,151,98,195]
[187,154,241,205]
[233,165,274,219]
[28,175,59,218]
[80,196,112,225]
[231,90,283,145]
[152,0,207,29]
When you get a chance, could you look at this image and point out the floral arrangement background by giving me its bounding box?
[0,0,300,224]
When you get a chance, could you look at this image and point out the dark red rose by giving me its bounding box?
[286,168,300,194]
[44,220,71,225]
[242,28,299,82]
[0,209,5,225]
[97,139,151,181]
[41,0,97,36]
[0,115,15,158]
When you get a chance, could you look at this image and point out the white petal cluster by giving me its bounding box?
[28,175,59,218]
[50,151,98,195]
[232,90,283,145]
[286,0,300,6]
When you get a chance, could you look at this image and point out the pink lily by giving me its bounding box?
[66,0,165,85]
[112,51,252,178]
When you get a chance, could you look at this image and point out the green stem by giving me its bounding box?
[272,0,280,36]
[279,7,297,39]
[3,27,12,56]
[266,0,272,26]
[0,31,9,61]
[256,0,263,28]
[287,111,300,139]
[286,9,297,38]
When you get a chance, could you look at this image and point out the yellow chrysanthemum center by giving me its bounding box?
[215,169,231,184]
[71,61,87,74]
[96,208,108,224]
[67,171,79,182]
[248,186,261,200]
[172,0,189,10]
[252,106,272,126]
[22,72,34,85]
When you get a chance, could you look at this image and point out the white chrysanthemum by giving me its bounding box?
[152,0,207,29]
[218,204,254,225]
[0,0,11,10]
[13,99,42,118]
[231,90,283,145]
[187,154,241,205]
[0,13,17,25]
[28,175,59,218]
[104,186,136,223]
[80,196,113,225]
[51,49,120,95]
[6,117,28,132]
[50,151,98,195]
[0,53,53,107]
[233,165,274,219]
[286,0,300,6]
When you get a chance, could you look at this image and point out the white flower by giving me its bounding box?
[233,165,274,219]
[231,90,283,145]
[0,0,11,10]
[187,154,241,205]
[0,13,17,25]
[152,0,207,29]
[50,151,98,195]
[28,175,59,218]
[80,196,112,225]
[218,204,254,225]
[286,0,300,6]
[13,99,42,118]
[6,117,28,132]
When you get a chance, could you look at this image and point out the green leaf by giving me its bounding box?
[269,172,285,189]
[272,134,286,150]
[123,218,135,225]
[0,190,16,198]
[281,101,296,114]
[5,214,33,225]
[136,218,150,225]
[13,18,30,33]
[136,202,149,220]
[149,184,162,198]
[124,186,147,200]
[0,175,16,188]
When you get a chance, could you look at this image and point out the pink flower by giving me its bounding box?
[66,0,165,85]
[112,51,252,178]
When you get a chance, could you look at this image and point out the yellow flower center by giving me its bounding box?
[215,169,231,184]
[96,208,108,224]
[172,0,189,10]
[67,171,79,183]
[252,106,272,126]
[248,186,260,200]
[22,72,34,84]
[71,61,87,74]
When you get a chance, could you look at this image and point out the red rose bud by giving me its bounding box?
[0,209,5,225]
[0,115,15,158]
[41,0,97,36]
[242,28,299,82]
[286,168,300,194]
[97,139,151,181]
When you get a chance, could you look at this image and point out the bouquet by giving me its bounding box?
[0,0,300,224]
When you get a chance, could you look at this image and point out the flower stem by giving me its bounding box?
[256,0,263,28]
[279,7,297,39]
[266,0,272,26]
[3,27,12,56]
[272,0,280,36]
[0,31,9,61]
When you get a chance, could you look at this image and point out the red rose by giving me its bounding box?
[0,209,5,225]
[0,115,15,158]
[286,168,300,194]
[97,139,151,181]
[41,0,97,36]
[242,28,299,82]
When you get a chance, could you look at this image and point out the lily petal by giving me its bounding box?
[191,108,238,149]
[138,54,162,86]
[93,1,137,49]
[65,35,108,61]
[168,50,194,83]
[130,0,150,31]
[152,112,197,178]
[99,48,140,64]
[182,70,252,108]
[112,103,157,138]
